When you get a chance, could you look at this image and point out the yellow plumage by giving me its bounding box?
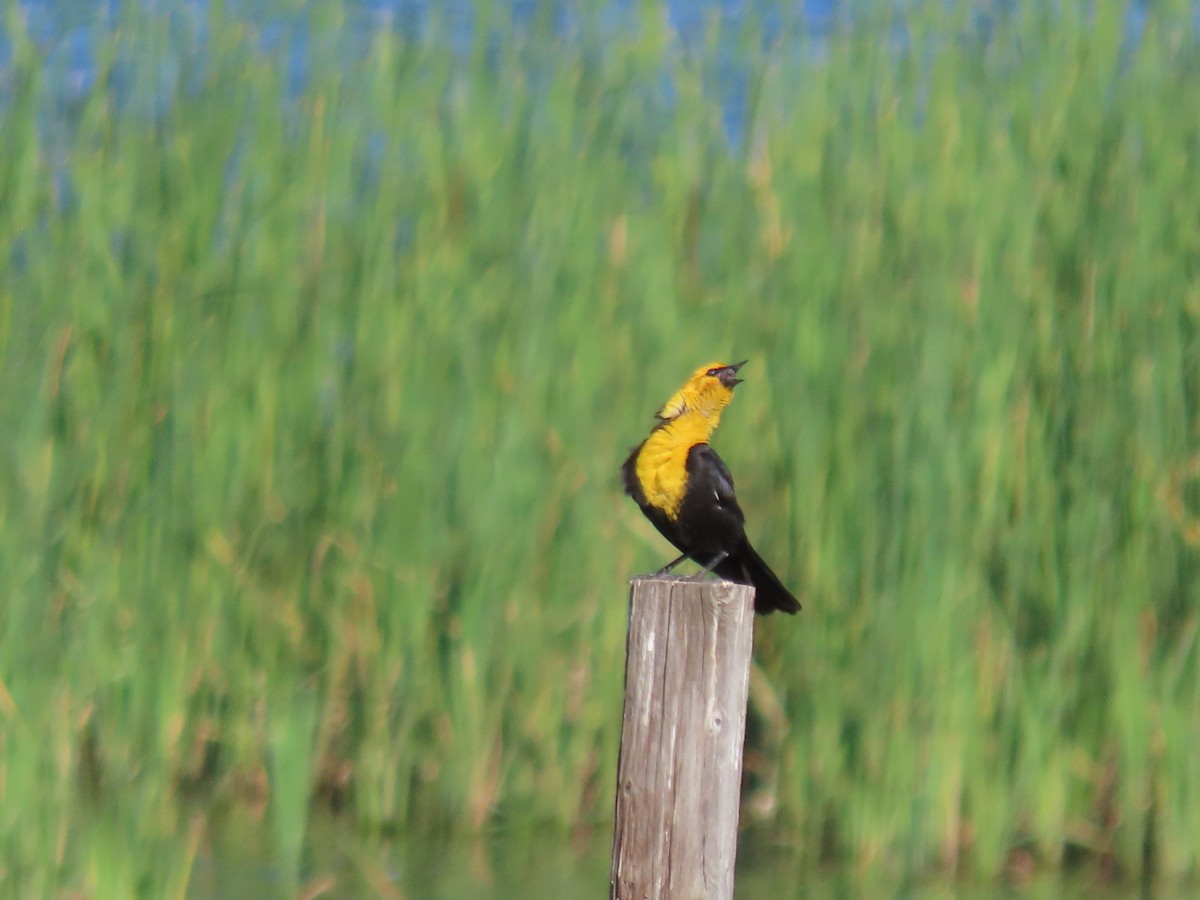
[633,361,736,519]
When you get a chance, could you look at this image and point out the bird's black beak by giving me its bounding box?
[719,360,748,388]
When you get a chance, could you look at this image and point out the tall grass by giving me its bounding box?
[1,0,1198,892]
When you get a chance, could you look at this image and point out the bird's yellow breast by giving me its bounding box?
[634,415,715,520]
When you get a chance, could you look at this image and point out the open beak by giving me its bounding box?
[719,360,748,388]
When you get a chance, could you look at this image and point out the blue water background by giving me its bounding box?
[3,1,1178,155]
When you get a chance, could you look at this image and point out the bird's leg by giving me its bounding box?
[698,550,729,575]
[655,552,690,575]
[681,550,729,580]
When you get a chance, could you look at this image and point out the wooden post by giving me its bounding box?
[610,576,755,900]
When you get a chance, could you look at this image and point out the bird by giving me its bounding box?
[621,360,801,615]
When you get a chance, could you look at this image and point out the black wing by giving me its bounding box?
[686,445,744,520]
[689,446,800,614]
[676,444,746,551]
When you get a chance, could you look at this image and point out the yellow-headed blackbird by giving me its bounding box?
[622,360,801,615]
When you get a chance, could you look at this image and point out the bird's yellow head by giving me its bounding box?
[656,360,748,423]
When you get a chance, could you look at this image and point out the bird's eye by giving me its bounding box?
[706,367,720,377]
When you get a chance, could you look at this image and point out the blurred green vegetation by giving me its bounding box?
[1,0,1198,894]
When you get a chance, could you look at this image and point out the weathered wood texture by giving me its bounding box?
[610,576,756,900]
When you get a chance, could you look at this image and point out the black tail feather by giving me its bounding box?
[713,541,801,615]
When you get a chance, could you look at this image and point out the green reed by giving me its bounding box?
[1,0,1198,893]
